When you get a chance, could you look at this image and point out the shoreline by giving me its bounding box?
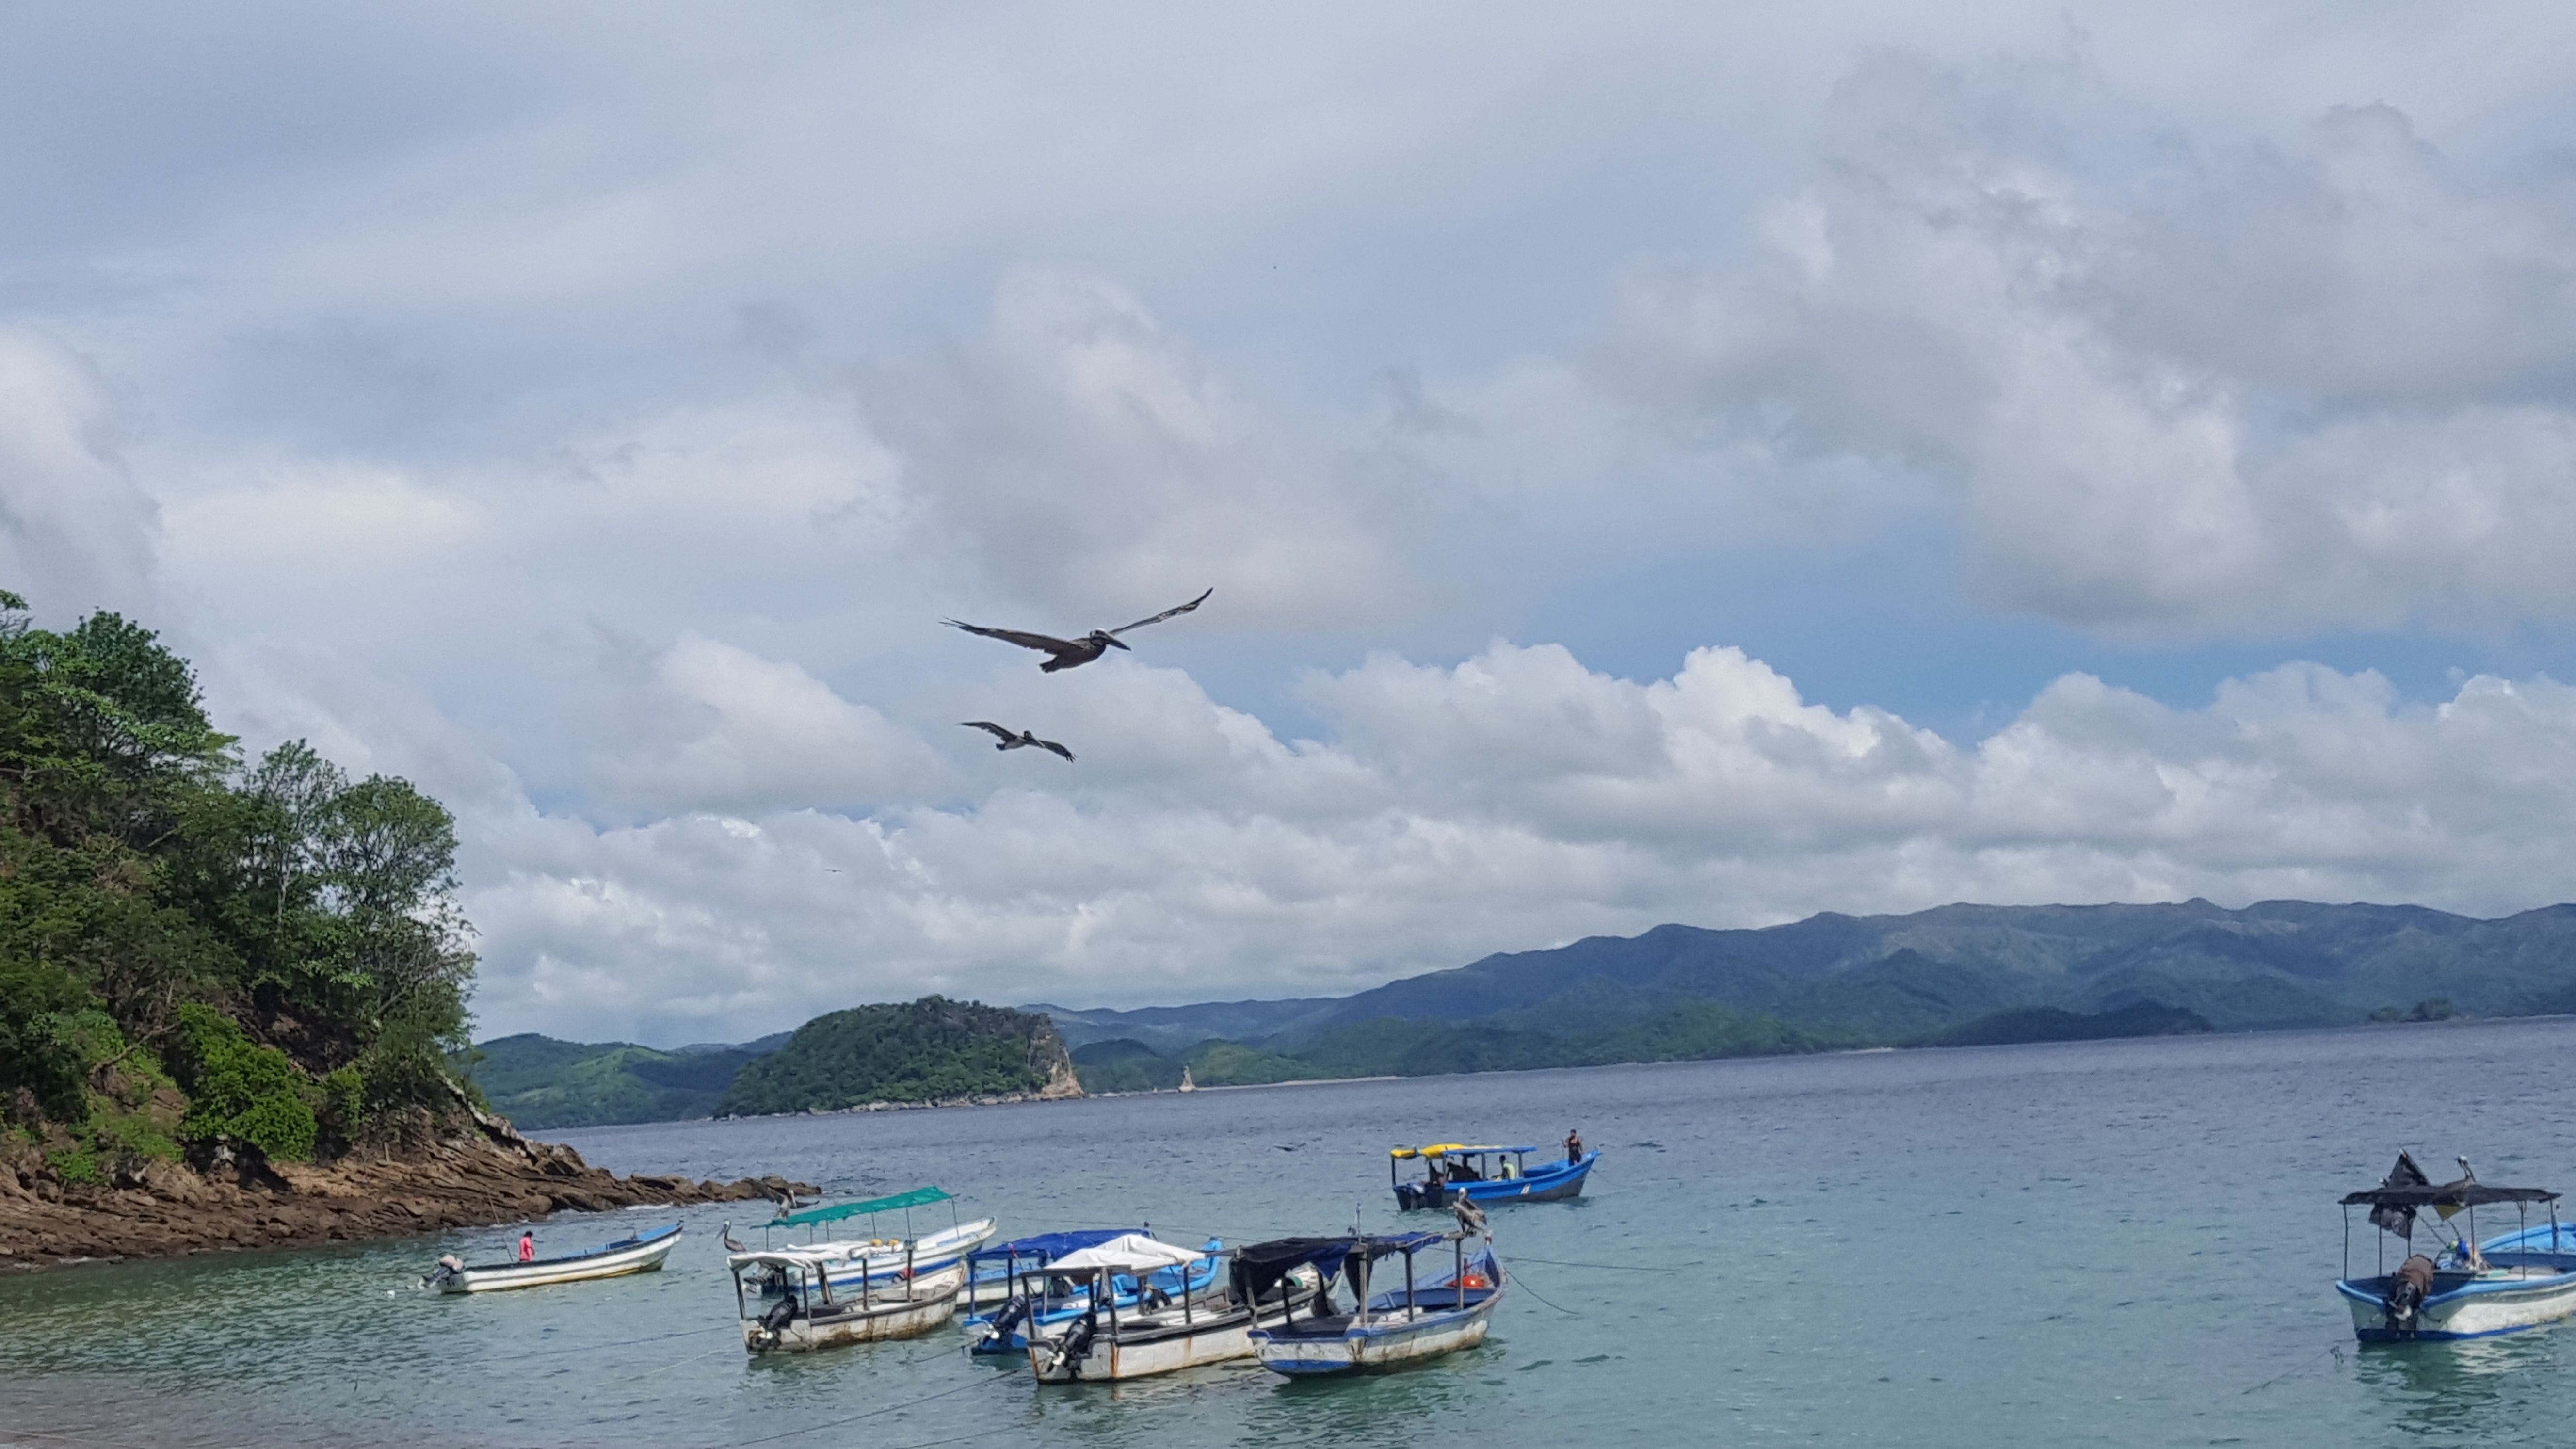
[1,1105,813,1274]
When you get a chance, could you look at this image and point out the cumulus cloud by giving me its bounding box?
[1604,52,2576,638]
[457,639,2576,1044]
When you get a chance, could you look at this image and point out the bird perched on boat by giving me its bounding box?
[960,721,1075,760]
[1451,1196,1489,1238]
[942,588,1212,672]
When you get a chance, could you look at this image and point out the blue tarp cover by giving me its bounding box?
[969,1228,1141,1265]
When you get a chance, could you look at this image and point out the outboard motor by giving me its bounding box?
[422,1254,466,1289]
[752,1291,800,1349]
[1058,1313,1098,1377]
[2384,1255,2438,1329]
[984,1294,1033,1345]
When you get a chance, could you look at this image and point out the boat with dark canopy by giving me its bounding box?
[1244,1229,1503,1375]
[2334,1151,2576,1341]
[1389,1143,1596,1210]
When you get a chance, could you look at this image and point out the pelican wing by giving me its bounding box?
[1033,737,1076,762]
[945,620,1079,654]
[1106,587,1213,637]
[960,721,1018,742]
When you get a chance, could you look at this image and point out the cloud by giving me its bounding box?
[878,270,1405,627]
[1602,53,2576,639]
[0,332,158,619]
[589,634,950,815]
[456,639,2576,1044]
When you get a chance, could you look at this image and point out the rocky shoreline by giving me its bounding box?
[1,1104,814,1273]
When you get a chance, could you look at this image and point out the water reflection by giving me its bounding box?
[2352,1331,2566,1441]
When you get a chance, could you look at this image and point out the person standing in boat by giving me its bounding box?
[1563,1128,1583,1164]
[518,1231,536,1263]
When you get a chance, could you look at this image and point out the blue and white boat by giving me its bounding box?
[960,1230,1226,1354]
[424,1223,682,1293]
[1245,1231,1504,1375]
[728,1186,995,1301]
[2333,1151,2576,1342]
[1389,1143,1596,1211]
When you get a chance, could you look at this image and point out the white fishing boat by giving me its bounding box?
[1026,1234,1313,1383]
[1248,1231,1503,1375]
[731,1248,961,1352]
[2334,1151,2576,1341]
[424,1224,681,1293]
[733,1186,995,1298]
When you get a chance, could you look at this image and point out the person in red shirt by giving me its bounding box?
[518,1231,535,1263]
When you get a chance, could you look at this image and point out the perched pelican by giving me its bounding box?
[961,721,1076,761]
[721,1224,747,1252]
[943,588,1211,672]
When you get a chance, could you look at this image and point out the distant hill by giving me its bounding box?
[1032,899,2576,1087]
[482,900,2576,1118]
[461,1032,789,1129]
[717,997,1081,1115]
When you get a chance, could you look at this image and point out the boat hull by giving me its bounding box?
[434,1225,682,1293]
[1029,1294,1309,1383]
[1394,1154,1594,1212]
[2337,1263,2576,1341]
[1250,1303,1495,1375]
[744,1282,961,1353]
[733,1219,996,1298]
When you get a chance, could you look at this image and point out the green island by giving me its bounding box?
[0,592,477,1182]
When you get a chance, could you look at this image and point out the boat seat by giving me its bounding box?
[1268,1314,1356,1338]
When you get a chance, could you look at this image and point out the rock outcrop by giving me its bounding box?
[0,1102,814,1272]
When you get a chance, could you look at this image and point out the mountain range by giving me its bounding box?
[468,898,2576,1126]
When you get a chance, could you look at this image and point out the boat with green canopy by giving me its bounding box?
[725,1185,995,1301]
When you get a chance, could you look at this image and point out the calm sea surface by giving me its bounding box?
[9,1017,2576,1448]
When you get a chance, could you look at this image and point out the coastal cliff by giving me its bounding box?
[0,1094,812,1271]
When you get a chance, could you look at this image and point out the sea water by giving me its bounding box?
[9,1016,2576,1448]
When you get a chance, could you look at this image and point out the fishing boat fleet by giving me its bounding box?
[420,1136,1574,1383]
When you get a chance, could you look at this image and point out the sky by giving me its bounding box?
[12,2,2576,1045]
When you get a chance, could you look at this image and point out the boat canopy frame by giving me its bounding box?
[763,1185,963,1246]
[2337,1152,2562,1280]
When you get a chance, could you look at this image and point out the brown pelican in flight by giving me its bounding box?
[943,588,1212,672]
[961,722,1076,761]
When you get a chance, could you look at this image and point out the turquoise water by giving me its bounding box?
[10,1018,2576,1447]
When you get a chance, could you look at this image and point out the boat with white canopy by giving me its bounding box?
[1025,1233,1311,1383]
[961,1229,1227,1355]
[2334,1151,2576,1342]
[1245,1229,1503,1375]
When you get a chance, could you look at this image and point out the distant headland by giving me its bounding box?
[469,897,2576,1128]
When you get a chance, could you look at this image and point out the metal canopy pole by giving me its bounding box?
[1405,1248,1417,1322]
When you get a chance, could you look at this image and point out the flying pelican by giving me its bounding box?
[943,588,1212,672]
[961,721,1076,761]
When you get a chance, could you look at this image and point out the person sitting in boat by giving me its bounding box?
[1564,1128,1583,1163]
[1424,1159,1445,1190]
[518,1231,535,1263]
[1447,1157,1481,1182]
[1497,1156,1518,1180]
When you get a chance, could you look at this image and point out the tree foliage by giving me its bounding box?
[717,998,1060,1115]
[0,592,477,1159]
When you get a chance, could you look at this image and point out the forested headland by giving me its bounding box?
[0,592,477,1182]
[0,594,803,1268]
